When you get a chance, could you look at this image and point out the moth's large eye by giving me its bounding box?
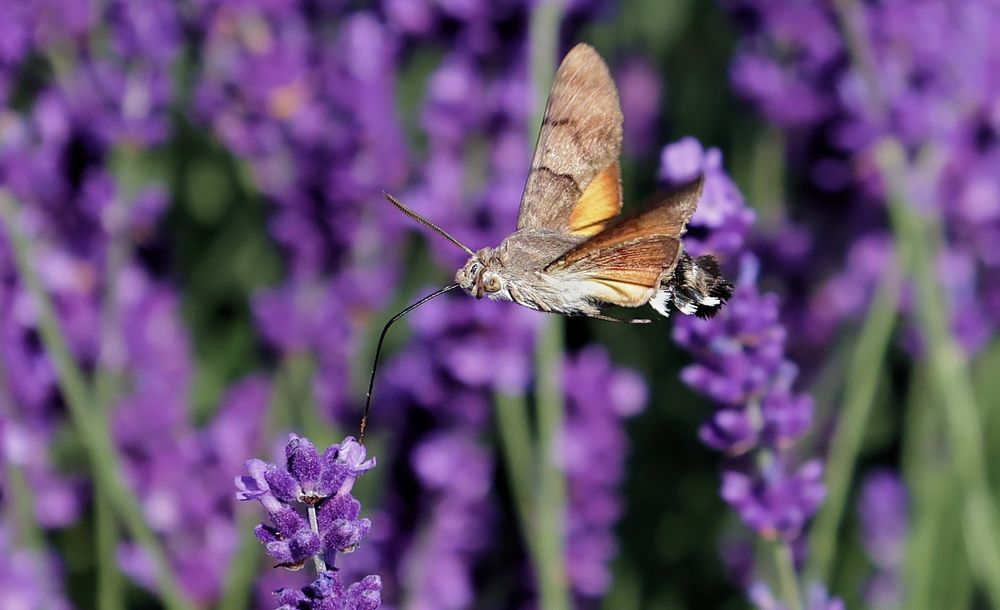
[483,274,501,293]
[468,262,480,276]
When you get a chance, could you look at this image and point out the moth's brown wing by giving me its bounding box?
[554,236,683,306]
[543,177,704,307]
[517,43,623,237]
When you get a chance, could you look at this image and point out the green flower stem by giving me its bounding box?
[771,540,803,610]
[4,465,44,551]
[900,368,938,610]
[96,492,124,610]
[903,374,972,610]
[219,510,263,610]
[308,504,328,572]
[494,391,539,556]
[806,266,901,584]
[0,191,194,610]
[92,160,138,610]
[877,142,1000,607]
[535,318,570,610]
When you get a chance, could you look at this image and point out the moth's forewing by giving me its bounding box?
[542,177,705,307]
[516,43,623,235]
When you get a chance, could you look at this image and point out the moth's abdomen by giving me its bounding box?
[650,252,734,319]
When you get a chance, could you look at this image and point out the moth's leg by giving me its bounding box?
[583,312,651,324]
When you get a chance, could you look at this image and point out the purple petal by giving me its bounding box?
[322,517,370,553]
[286,433,322,497]
[264,464,301,503]
[344,575,382,610]
[335,437,376,474]
[270,506,309,538]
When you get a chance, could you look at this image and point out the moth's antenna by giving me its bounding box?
[384,192,475,256]
[359,284,460,444]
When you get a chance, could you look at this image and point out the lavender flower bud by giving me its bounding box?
[274,571,382,610]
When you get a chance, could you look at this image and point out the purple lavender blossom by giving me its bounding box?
[0,523,72,610]
[400,431,494,610]
[749,582,845,610]
[857,470,907,609]
[119,377,270,602]
[196,2,409,422]
[616,56,662,157]
[659,137,755,259]
[860,472,909,563]
[726,0,1000,354]
[562,347,647,598]
[661,134,836,610]
[274,571,382,610]
[664,139,823,542]
[238,434,381,607]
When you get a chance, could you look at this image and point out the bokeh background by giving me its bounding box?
[1,0,999,608]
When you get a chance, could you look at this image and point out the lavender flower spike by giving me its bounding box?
[274,572,382,610]
[238,434,381,608]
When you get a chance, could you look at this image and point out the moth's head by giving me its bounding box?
[456,250,503,299]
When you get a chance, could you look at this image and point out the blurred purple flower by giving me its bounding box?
[196,2,410,423]
[721,458,825,541]
[562,347,647,598]
[0,417,84,528]
[400,431,493,610]
[726,0,1000,354]
[857,469,907,609]
[659,137,755,259]
[617,56,662,157]
[120,377,270,602]
[0,523,71,610]
[749,582,845,610]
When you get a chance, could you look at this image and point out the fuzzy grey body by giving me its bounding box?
[455,229,602,315]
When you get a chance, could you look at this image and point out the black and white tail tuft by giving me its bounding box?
[649,252,734,319]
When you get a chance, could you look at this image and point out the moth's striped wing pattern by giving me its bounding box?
[516,43,624,237]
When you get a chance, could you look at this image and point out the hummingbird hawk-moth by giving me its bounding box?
[360,43,733,441]
[386,43,733,323]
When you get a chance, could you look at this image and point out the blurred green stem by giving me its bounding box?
[219,510,262,610]
[530,1,569,608]
[832,1,1000,605]
[878,142,1000,608]
[903,369,972,610]
[771,540,803,610]
[806,266,901,584]
[286,352,340,447]
[901,372,942,610]
[0,191,195,610]
[535,318,570,610]
[494,391,538,554]
[96,492,124,610]
[4,465,45,551]
[92,161,138,610]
